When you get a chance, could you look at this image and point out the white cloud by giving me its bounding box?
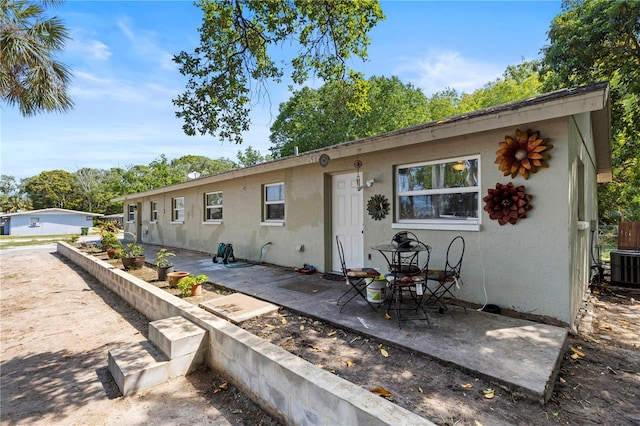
[393,49,505,96]
[117,18,177,72]
[67,33,112,61]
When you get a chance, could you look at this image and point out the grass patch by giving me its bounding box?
[0,234,97,250]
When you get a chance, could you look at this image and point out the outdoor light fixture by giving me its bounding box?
[357,178,376,191]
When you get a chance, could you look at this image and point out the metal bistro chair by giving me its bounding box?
[336,236,380,312]
[385,233,432,327]
[425,235,467,316]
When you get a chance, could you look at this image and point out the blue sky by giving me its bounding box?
[1,0,562,180]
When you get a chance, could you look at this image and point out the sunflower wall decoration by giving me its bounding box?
[483,182,532,225]
[495,129,552,179]
[367,194,389,221]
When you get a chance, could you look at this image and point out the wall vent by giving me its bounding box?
[610,250,640,287]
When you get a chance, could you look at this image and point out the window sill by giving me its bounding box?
[260,221,285,227]
[170,221,185,225]
[203,221,223,225]
[392,222,481,232]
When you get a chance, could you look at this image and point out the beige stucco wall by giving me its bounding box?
[352,120,572,324]
[567,112,600,327]
[127,167,330,269]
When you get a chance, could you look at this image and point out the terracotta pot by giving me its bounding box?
[107,248,122,259]
[167,271,189,288]
[191,283,202,296]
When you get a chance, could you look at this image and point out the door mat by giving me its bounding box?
[279,281,332,295]
[322,273,344,281]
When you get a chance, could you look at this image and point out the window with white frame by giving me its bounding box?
[396,156,480,226]
[127,204,135,222]
[172,197,185,222]
[204,192,223,221]
[264,183,285,221]
[150,201,158,222]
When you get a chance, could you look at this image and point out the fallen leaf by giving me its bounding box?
[380,348,389,357]
[384,313,391,320]
[418,386,423,393]
[300,325,305,331]
[461,383,473,389]
[370,386,393,398]
[570,353,580,360]
[213,382,228,394]
[570,346,585,358]
[281,317,287,325]
[327,330,336,336]
[265,324,275,329]
[346,360,353,368]
[483,388,495,399]
[559,377,566,384]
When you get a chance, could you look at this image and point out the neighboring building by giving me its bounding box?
[115,82,611,328]
[103,213,124,227]
[0,208,103,236]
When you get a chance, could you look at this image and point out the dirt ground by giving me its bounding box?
[2,245,639,425]
[0,247,281,426]
[240,288,640,425]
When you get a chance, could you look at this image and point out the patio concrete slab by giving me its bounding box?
[141,243,568,403]
[200,293,279,324]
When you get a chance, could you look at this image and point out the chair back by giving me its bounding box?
[417,243,432,275]
[444,236,465,278]
[392,231,419,249]
[335,236,348,276]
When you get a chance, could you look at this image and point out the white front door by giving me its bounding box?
[332,172,364,272]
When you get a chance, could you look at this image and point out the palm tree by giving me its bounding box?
[0,0,73,116]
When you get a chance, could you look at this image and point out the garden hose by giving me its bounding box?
[223,242,272,268]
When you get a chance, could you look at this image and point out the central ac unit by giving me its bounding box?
[610,250,640,287]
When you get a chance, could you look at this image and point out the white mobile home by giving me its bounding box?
[0,208,102,236]
[116,82,611,328]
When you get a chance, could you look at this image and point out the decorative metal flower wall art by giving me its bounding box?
[495,129,552,179]
[483,182,533,225]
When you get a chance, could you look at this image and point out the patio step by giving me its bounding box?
[149,316,207,358]
[108,316,206,396]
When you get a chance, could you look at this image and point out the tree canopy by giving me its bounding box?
[269,75,430,157]
[268,64,543,158]
[0,0,74,115]
[541,0,640,223]
[173,0,384,144]
[2,155,239,214]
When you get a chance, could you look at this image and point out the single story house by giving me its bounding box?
[0,208,103,236]
[115,82,611,328]
[103,213,125,227]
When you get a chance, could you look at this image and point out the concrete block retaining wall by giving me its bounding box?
[58,242,434,426]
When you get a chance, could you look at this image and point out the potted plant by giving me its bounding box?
[98,221,123,258]
[100,230,120,257]
[177,274,209,297]
[106,240,123,259]
[156,248,175,281]
[121,232,145,270]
